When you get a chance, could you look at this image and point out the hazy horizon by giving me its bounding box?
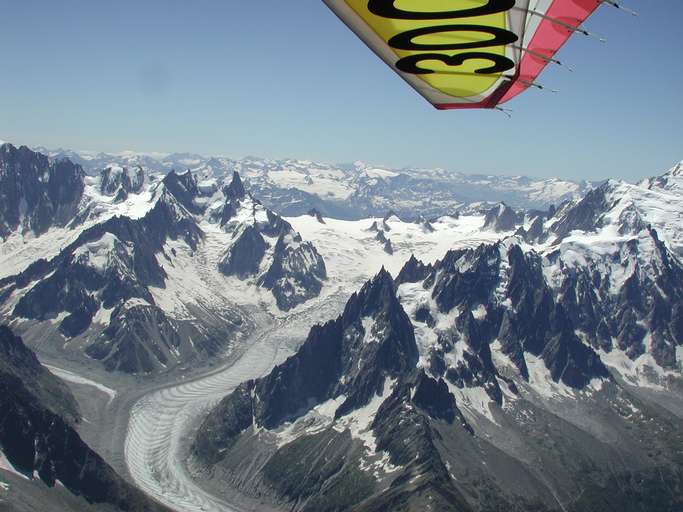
[1,2,681,181]
[1,135,680,185]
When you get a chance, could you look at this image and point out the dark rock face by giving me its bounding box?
[0,357,169,511]
[375,230,394,255]
[0,326,79,424]
[161,170,204,215]
[550,185,611,240]
[85,303,224,374]
[0,143,85,237]
[217,172,248,226]
[258,231,327,311]
[100,165,145,197]
[219,225,268,279]
[483,203,522,232]
[516,215,546,243]
[396,254,433,285]
[223,170,246,200]
[307,208,325,224]
[416,215,435,233]
[410,371,459,424]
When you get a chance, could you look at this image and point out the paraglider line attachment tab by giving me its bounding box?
[600,0,639,16]
[501,76,558,94]
[494,106,513,118]
[511,45,574,72]
[515,7,607,43]
[518,79,559,93]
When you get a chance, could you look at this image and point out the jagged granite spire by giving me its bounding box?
[224,170,246,200]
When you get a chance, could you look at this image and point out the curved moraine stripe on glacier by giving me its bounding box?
[124,292,351,512]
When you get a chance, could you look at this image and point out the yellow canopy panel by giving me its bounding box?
[323,0,603,109]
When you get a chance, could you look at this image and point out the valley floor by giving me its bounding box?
[46,287,350,512]
[123,288,354,512]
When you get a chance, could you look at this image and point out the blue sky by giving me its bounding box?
[0,1,681,180]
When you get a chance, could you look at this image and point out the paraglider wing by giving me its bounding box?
[322,1,603,109]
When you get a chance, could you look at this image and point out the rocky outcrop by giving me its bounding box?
[86,302,226,374]
[515,215,546,243]
[483,203,523,232]
[161,170,204,215]
[219,225,268,279]
[100,165,145,198]
[0,326,79,424]
[307,208,325,224]
[258,231,327,310]
[550,185,611,240]
[0,143,84,238]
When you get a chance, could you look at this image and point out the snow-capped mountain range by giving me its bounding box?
[1,143,326,374]
[33,145,593,219]
[1,141,682,511]
[191,162,683,511]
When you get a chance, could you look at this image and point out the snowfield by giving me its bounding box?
[43,364,118,403]
[286,213,508,293]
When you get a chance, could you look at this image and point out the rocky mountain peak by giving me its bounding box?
[224,170,246,200]
[483,202,522,232]
[213,172,327,311]
[100,165,145,197]
[383,210,401,222]
[549,184,612,240]
[640,160,683,196]
[194,267,420,458]
[416,214,435,232]
[161,169,203,214]
[343,266,397,319]
[0,143,85,237]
